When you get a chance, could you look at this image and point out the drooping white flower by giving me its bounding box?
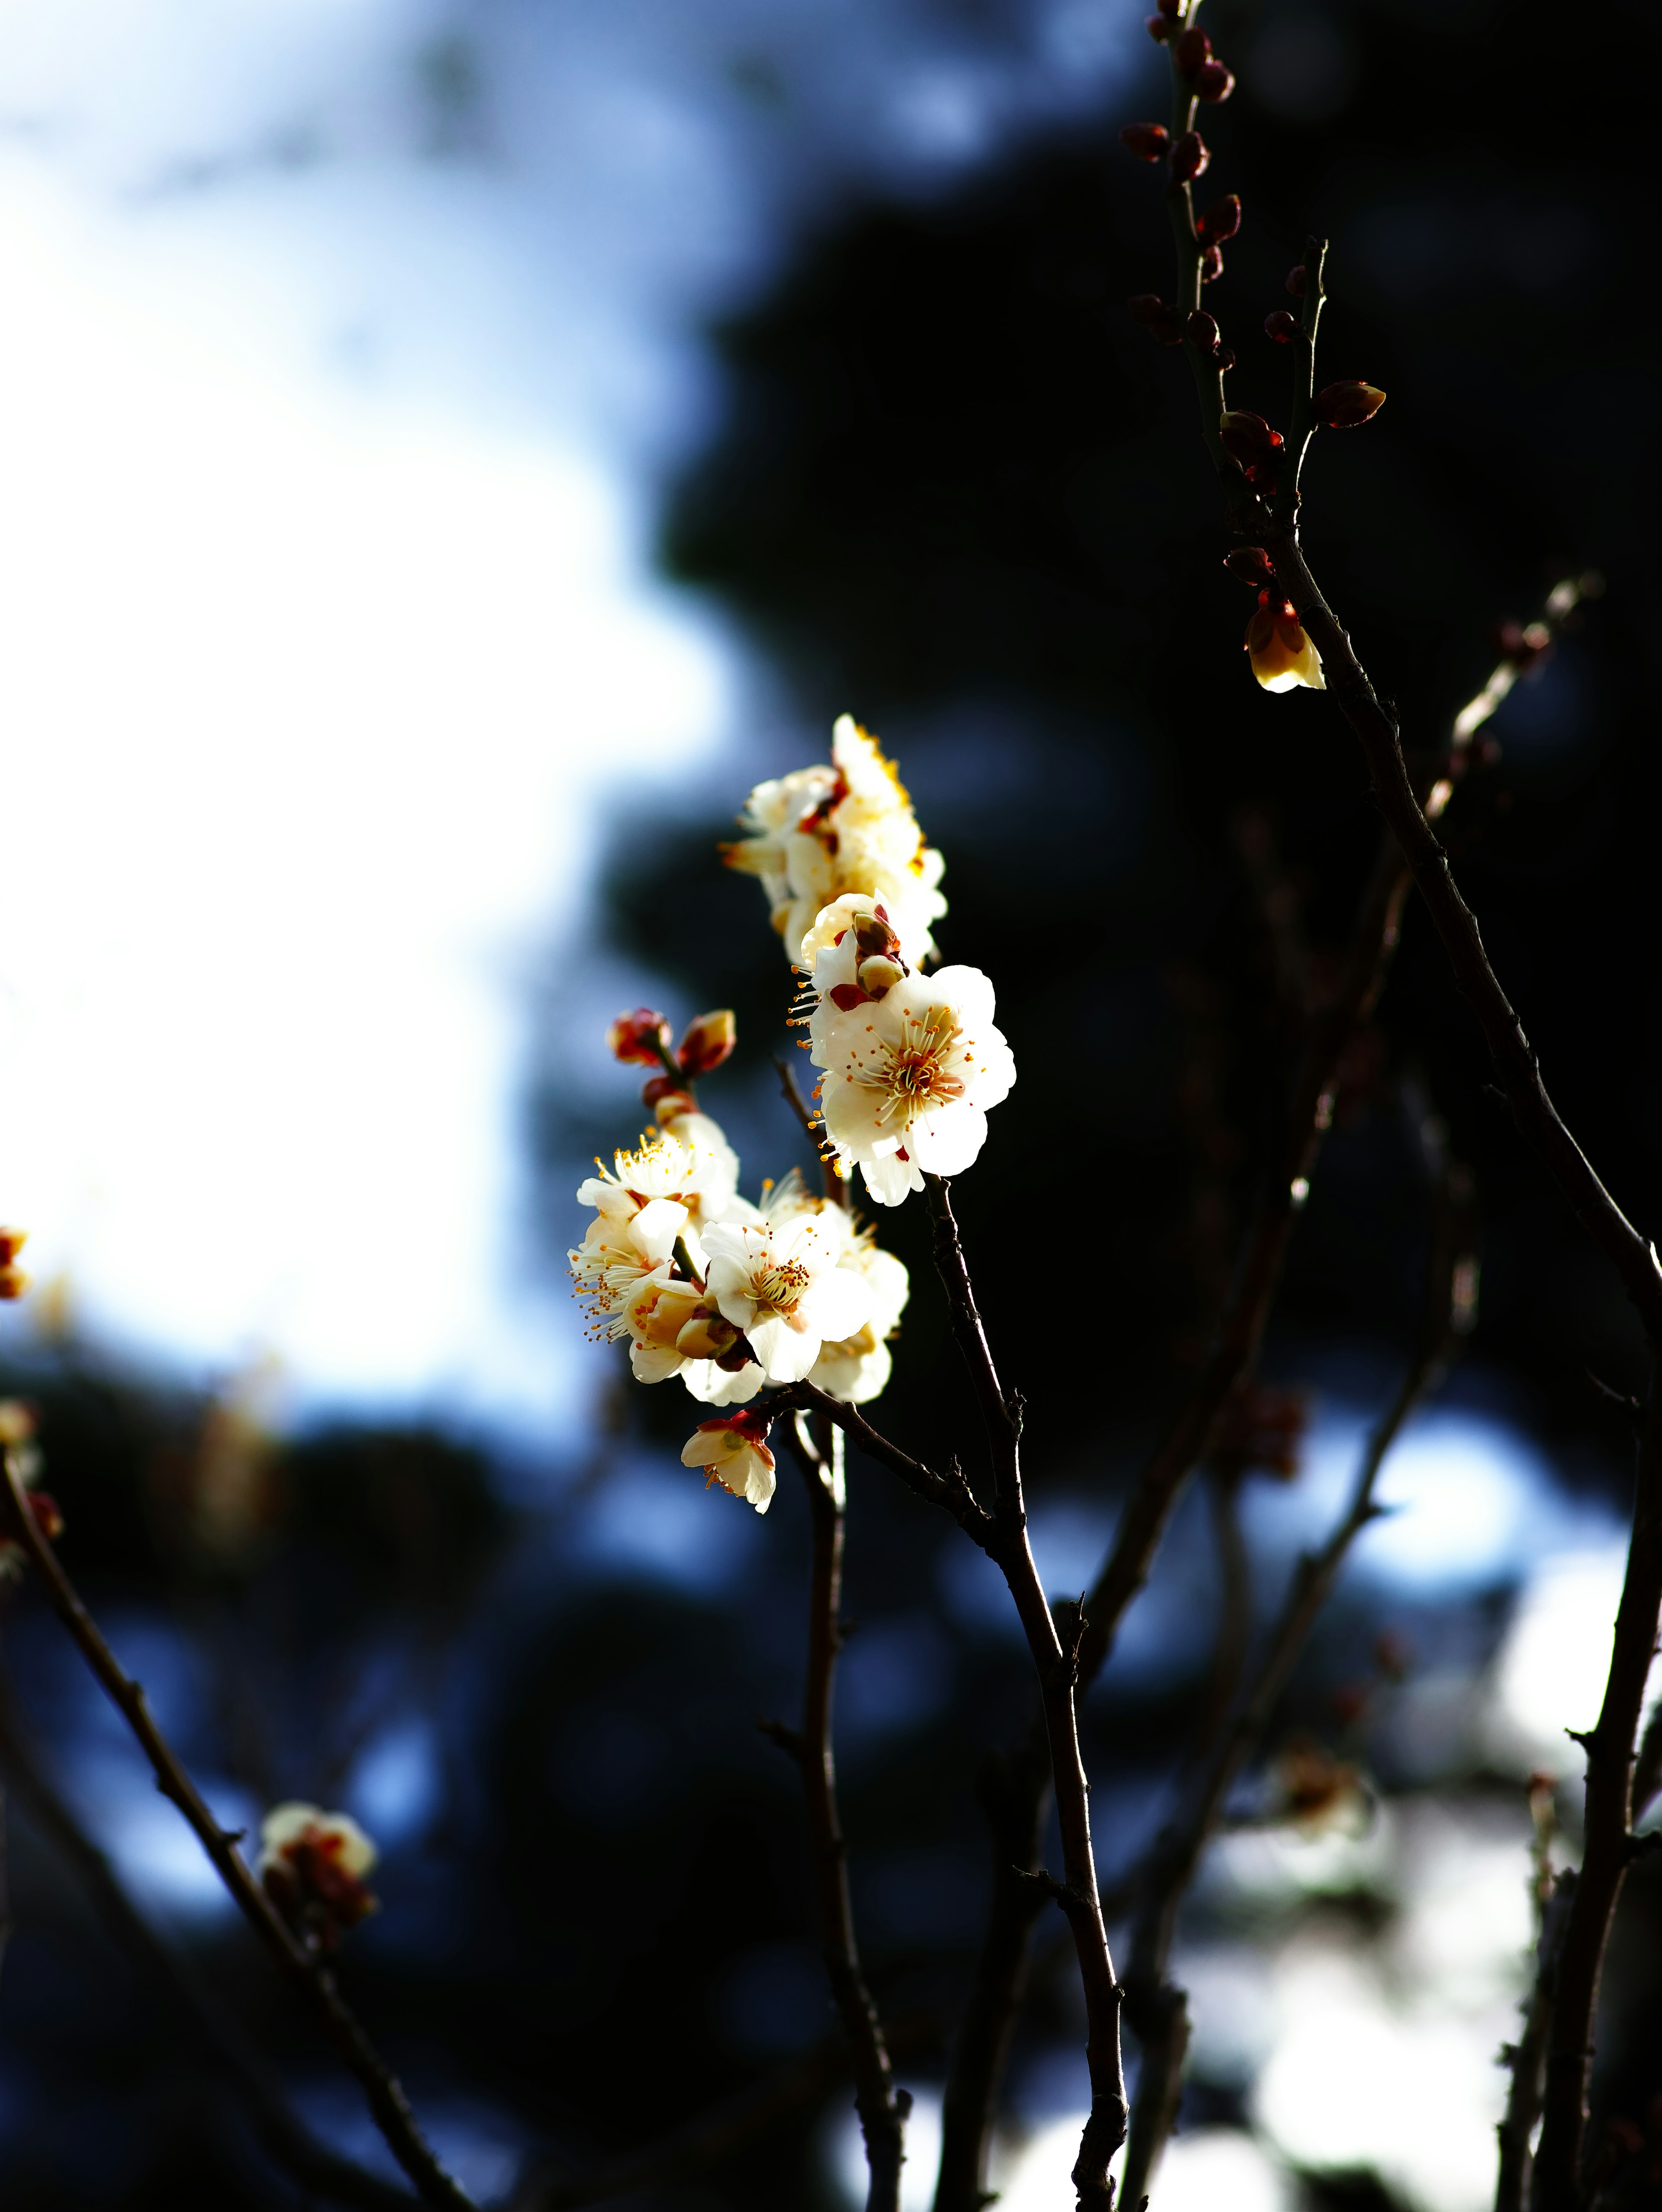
[700,1202,874,1383]
[681,1408,778,1513]
[808,959,1015,1206]
[258,1803,379,1948]
[724,716,946,968]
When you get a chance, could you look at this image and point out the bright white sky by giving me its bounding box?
[0,0,1140,1440]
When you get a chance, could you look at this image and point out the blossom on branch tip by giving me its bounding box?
[607,1008,671,1067]
[1315,380,1386,428]
[1119,122,1170,161]
[0,1399,63,1578]
[723,716,945,968]
[807,936,1015,1206]
[678,1008,737,1077]
[258,1804,379,1952]
[1170,132,1209,184]
[682,1408,777,1513]
[1245,592,1325,693]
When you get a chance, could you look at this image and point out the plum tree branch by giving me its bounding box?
[0,1456,476,2212]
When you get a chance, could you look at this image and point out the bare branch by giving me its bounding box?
[0,1456,476,2212]
[780,1413,908,2212]
[773,1054,847,1206]
[0,1675,419,2212]
[1633,1701,1662,1825]
[1495,1868,1576,2212]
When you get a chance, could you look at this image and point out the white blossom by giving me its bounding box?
[258,1802,378,1883]
[701,1198,874,1384]
[682,1411,777,1513]
[724,716,946,968]
[808,945,1015,1206]
[809,1239,910,1403]
[569,1118,742,1341]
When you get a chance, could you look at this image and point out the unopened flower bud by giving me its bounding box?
[1127,293,1170,325]
[259,1805,379,1953]
[1194,59,1235,101]
[650,1087,699,1126]
[1285,264,1308,297]
[675,1307,740,1360]
[1185,309,1220,353]
[1174,26,1211,70]
[1224,546,1278,586]
[25,1490,62,1543]
[1243,460,1278,493]
[1219,410,1281,464]
[852,909,900,958]
[678,1008,737,1076]
[608,1007,671,1067]
[1145,12,1173,39]
[0,1230,26,1269]
[1156,0,1182,16]
[1195,195,1241,246]
[1120,122,1170,162]
[1218,348,1237,370]
[1315,379,1386,428]
[1170,131,1210,183]
[1200,246,1223,283]
[1264,309,1298,342]
[857,955,905,997]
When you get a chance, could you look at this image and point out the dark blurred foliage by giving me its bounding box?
[6,2,1662,2207]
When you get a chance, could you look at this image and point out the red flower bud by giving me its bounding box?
[1120,122,1170,161]
[1128,294,1185,345]
[1145,12,1173,39]
[1244,460,1279,493]
[1185,309,1220,352]
[1220,410,1282,465]
[1285,265,1308,297]
[1200,246,1223,283]
[1218,348,1237,370]
[1224,546,1278,585]
[677,1008,737,1076]
[1195,60,1235,100]
[1170,131,1210,183]
[1264,309,1298,342]
[1174,26,1211,69]
[607,1007,671,1066]
[640,1073,682,1108]
[1315,379,1386,428]
[1195,194,1241,246]
[1156,0,1182,16]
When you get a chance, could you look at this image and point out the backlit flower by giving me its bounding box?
[808,952,1015,1206]
[623,1270,764,1405]
[723,716,946,968]
[682,1407,777,1513]
[258,1803,379,1951]
[701,1204,873,1382]
[570,1118,741,1341]
[1245,593,1325,693]
[809,1240,910,1404]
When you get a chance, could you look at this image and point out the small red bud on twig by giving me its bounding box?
[1264,309,1298,342]
[1173,26,1211,70]
[1156,0,1183,16]
[1224,546,1278,585]
[1120,122,1170,161]
[1170,131,1210,183]
[1285,265,1308,297]
[608,1007,672,1065]
[1128,293,1185,345]
[1145,13,1173,40]
[1195,195,1241,246]
[1218,348,1237,370]
[1220,410,1282,464]
[1185,309,1220,352]
[1315,379,1386,428]
[1199,246,1223,283]
[1195,60,1235,101]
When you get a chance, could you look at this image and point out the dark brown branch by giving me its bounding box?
[1633,1701,1662,1824]
[1495,1868,1577,2212]
[0,1458,476,2212]
[924,1179,1023,1511]
[779,1414,908,2212]
[1118,1149,1474,2207]
[0,1675,419,2212]
[1533,1382,1662,2209]
[1198,1468,1252,1757]
[773,1055,847,1206]
[782,1382,992,1541]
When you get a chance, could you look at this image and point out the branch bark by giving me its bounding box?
[1495,1868,1576,2212]
[0,1455,476,2212]
[777,1413,908,2212]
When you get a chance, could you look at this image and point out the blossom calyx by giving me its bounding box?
[258,1804,379,1952]
[1315,380,1386,428]
[682,1407,777,1514]
[678,1009,737,1077]
[1170,132,1210,183]
[1195,195,1241,246]
[1194,59,1235,101]
[1245,592,1325,694]
[1264,309,1298,343]
[1120,122,1170,162]
[608,1007,672,1067]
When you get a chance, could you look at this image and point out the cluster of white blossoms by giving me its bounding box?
[724,715,947,969]
[574,712,1010,1510]
[800,894,1015,1206]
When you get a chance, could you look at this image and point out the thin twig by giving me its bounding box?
[1495,1868,1577,2212]
[1633,1701,1662,1824]
[0,1674,419,2212]
[773,1055,847,1206]
[1118,1141,1475,2207]
[778,1413,908,2212]
[0,1457,476,2212]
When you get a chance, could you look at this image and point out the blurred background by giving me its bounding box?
[0,0,1657,2206]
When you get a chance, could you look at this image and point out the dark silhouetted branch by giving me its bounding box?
[1633,1701,1662,1825]
[0,1457,476,2212]
[1495,1868,1576,2212]
[773,1054,847,1206]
